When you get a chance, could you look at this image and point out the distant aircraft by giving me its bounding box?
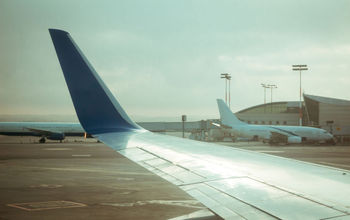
[216,99,335,144]
[48,28,350,219]
[0,122,84,143]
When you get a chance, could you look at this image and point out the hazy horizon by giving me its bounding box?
[1,0,349,121]
[0,113,214,122]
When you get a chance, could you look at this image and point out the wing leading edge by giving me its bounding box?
[50,29,350,219]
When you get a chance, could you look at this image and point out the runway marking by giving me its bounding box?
[30,184,63,189]
[119,191,133,195]
[101,200,202,209]
[257,150,284,153]
[319,162,350,169]
[116,177,135,181]
[22,166,153,176]
[71,154,91,157]
[44,148,72,151]
[7,201,86,211]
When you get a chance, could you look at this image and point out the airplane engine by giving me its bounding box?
[47,132,65,140]
[287,136,302,144]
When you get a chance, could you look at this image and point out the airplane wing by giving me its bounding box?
[49,29,350,219]
[25,127,62,136]
[25,127,65,141]
[270,127,298,137]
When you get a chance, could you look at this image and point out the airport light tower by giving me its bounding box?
[267,84,277,112]
[261,83,268,113]
[292,64,308,126]
[227,74,232,108]
[220,73,232,108]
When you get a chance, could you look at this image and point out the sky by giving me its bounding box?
[0,0,349,122]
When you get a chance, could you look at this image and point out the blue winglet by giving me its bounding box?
[49,29,141,134]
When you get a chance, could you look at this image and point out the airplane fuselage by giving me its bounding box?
[229,124,334,144]
[0,122,84,137]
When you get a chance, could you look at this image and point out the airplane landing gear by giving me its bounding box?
[39,137,46,143]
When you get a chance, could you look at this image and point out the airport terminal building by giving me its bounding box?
[234,93,350,140]
[142,93,349,142]
[303,94,350,137]
[235,101,300,126]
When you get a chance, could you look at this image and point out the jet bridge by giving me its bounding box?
[138,120,213,132]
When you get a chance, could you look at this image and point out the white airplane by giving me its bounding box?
[48,28,350,219]
[0,122,84,143]
[216,99,335,145]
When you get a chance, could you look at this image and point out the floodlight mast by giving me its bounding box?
[227,75,232,108]
[261,83,268,113]
[220,73,231,108]
[292,64,308,126]
[221,73,228,104]
[267,84,277,112]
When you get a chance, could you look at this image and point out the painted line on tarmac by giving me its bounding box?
[44,148,72,151]
[101,200,203,209]
[71,154,91,157]
[21,166,153,175]
[7,201,86,211]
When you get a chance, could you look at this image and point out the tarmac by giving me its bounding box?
[0,136,210,220]
[0,136,349,220]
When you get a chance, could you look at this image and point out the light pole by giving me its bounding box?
[261,83,268,113]
[267,84,277,112]
[220,73,231,107]
[182,115,187,138]
[227,75,232,108]
[292,64,308,126]
[221,73,228,104]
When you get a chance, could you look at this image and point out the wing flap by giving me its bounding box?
[119,147,206,185]
[183,188,243,219]
[208,178,342,219]
[182,183,275,219]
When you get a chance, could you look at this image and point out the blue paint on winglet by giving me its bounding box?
[49,29,141,134]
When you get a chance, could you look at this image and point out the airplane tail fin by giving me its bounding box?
[49,29,141,134]
[216,99,246,127]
